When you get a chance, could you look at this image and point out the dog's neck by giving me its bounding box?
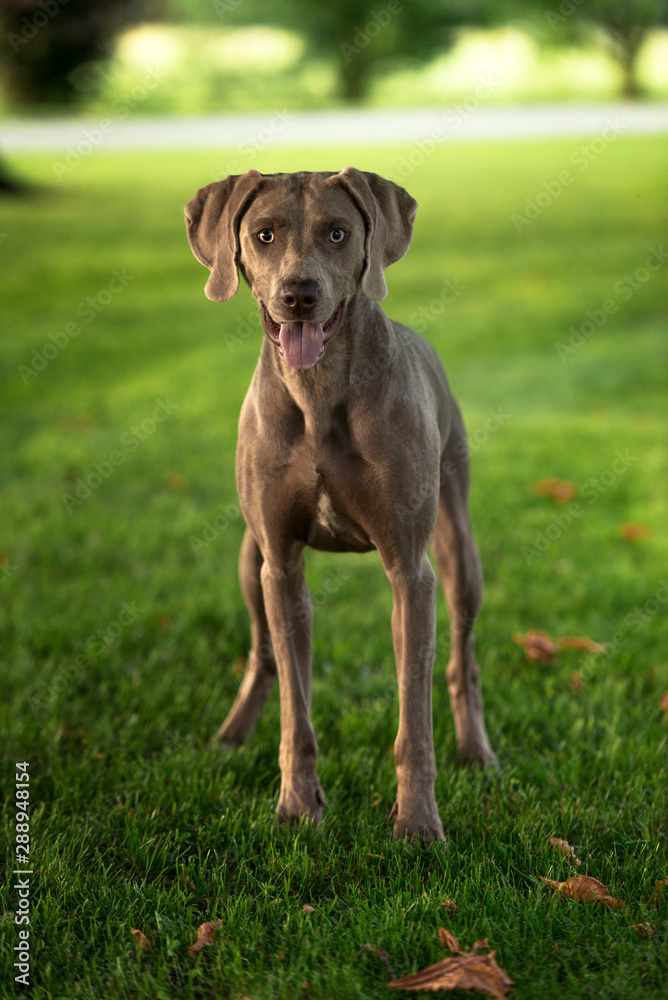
[258,293,390,440]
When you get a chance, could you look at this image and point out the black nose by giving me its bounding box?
[280,279,319,311]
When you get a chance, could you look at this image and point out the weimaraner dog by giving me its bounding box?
[185,168,496,843]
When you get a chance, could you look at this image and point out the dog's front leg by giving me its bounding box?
[260,555,325,825]
[388,558,446,843]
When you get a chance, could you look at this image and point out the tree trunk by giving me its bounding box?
[0,156,25,194]
[338,54,372,103]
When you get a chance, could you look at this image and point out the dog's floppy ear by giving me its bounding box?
[184,169,264,301]
[330,167,417,301]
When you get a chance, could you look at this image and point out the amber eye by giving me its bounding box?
[329,228,345,243]
[258,229,274,243]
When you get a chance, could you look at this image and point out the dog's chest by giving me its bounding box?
[308,485,374,553]
[302,414,376,554]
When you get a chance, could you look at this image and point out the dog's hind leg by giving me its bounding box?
[216,527,277,745]
[430,404,498,768]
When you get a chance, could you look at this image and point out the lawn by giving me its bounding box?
[1,134,667,1000]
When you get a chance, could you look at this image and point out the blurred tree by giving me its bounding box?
[583,0,668,97]
[279,0,490,103]
[0,0,160,106]
[507,0,668,98]
[167,0,490,103]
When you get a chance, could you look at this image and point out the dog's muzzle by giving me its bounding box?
[261,301,345,369]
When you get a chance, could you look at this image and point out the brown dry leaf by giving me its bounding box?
[438,928,461,952]
[539,875,625,910]
[569,672,585,692]
[164,470,188,490]
[302,904,315,914]
[549,838,581,866]
[660,692,668,713]
[232,656,247,676]
[513,631,557,663]
[130,927,150,950]
[388,929,514,997]
[533,478,578,503]
[180,868,196,891]
[442,898,458,916]
[651,878,668,908]
[632,922,655,938]
[619,523,651,541]
[357,942,394,976]
[187,919,224,954]
[558,636,606,654]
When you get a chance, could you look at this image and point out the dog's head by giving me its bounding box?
[185,168,417,369]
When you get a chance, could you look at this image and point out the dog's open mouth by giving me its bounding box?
[260,301,345,370]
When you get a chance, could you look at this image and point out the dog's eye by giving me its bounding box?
[329,229,345,243]
[257,230,274,244]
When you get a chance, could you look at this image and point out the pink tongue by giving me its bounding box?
[279,322,324,369]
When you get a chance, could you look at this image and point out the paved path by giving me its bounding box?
[3,103,668,151]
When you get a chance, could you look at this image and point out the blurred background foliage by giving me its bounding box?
[0,0,667,120]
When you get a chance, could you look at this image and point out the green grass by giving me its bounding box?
[1,136,667,999]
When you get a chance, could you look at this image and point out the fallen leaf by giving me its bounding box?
[558,636,605,653]
[164,470,188,490]
[632,922,654,937]
[441,898,458,916]
[619,523,651,541]
[660,693,668,713]
[569,672,584,692]
[651,878,668,908]
[549,838,581,866]
[180,868,196,891]
[356,942,394,976]
[302,904,315,914]
[513,631,557,663]
[438,928,461,953]
[533,478,578,503]
[539,875,625,910]
[188,919,224,954]
[232,656,247,676]
[57,724,93,740]
[388,929,514,997]
[130,927,150,950]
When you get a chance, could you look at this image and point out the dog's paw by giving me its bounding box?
[456,739,500,773]
[389,801,446,845]
[277,782,326,827]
